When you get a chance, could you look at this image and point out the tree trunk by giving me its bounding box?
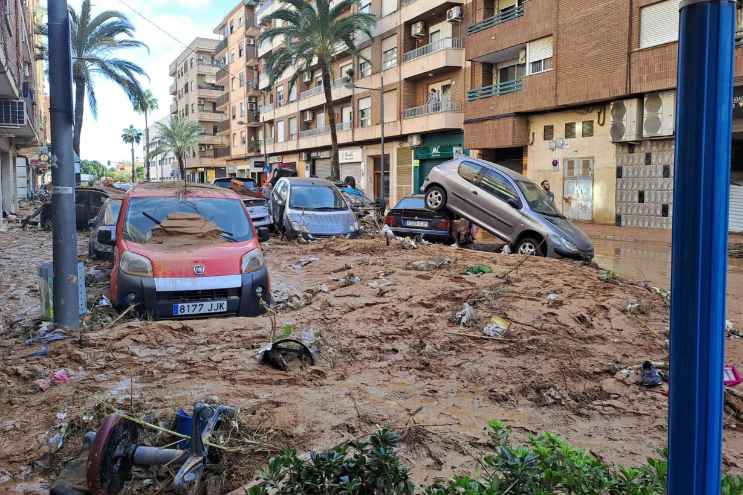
[73,76,85,157]
[131,144,136,183]
[144,110,150,181]
[321,64,340,180]
[178,155,185,182]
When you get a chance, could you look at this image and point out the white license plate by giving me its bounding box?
[406,220,429,228]
[172,300,227,316]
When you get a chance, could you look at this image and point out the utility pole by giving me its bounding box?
[668,1,735,493]
[47,0,80,329]
[380,70,385,206]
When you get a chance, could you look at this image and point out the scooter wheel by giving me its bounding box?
[87,415,139,495]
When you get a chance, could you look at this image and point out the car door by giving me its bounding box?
[448,161,489,223]
[475,166,523,242]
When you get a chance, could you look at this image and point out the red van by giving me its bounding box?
[98,183,271,319]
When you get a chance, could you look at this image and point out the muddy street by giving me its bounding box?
[2,224,743,493]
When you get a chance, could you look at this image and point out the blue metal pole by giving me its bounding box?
[668,1,736,493]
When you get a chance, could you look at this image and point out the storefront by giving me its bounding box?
[412,132,465,193]
[305,150,332,179]
[339,146,363,189]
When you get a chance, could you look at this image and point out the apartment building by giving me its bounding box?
[0,0,45,216]
[168,38,228,183]
[213,0,265,182]
[255,0,467,206]
[147,118,177,181]
[463,0,743,228]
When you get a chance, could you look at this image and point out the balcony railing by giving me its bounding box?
[259,103,274,114]
[467,79,523,101]
[248,140,263,153]
[216,93,230,108]
[215,38,228,54]
[300,84,324,99]
[466,4,524,36]
[301,126,330,137]
[214,146,231,158]
[216,67,229,81]
[402,100,463,119]
[339,121,352,131]
[217,120,231,133]
[403,37,463,63]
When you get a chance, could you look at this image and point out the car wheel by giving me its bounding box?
[425,186,447,212]
[515,237,544,257]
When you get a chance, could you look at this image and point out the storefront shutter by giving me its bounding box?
[640,0,680,49]
[314,159,332,180]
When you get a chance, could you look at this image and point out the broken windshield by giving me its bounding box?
[124,197,253,244]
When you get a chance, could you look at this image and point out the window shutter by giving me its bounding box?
[640,0,680,48]
[358,96,372,111]
[382,35,397,53]
[381,0,397,17]
[527,36,553,65]
[383,90,397,123]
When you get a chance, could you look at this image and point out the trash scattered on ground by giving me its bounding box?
[29,345,49,358]
[382,225,396,246]
[259,338,316,371]
[51,369,70,385]
[407,257,451,271]
[465,264,494,276]
[454,303,476,327]
[331,263,353,273]
[725,365,743,387]
[291,256,320,271]
[639,361,662,387]
[501,245,512,255]
[97,295,111,307]
[546,293,561,307]
[400,238,418,250]
[482,316,511,337]
[271,287,305,310]
[368,279,393,289]
[25,322,66,345]
[339,273,361,287]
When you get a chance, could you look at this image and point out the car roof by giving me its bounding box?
[127,182,241,199]
[283,177,335,187]
[450,157,529,181]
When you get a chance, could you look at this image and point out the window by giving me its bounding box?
[289,117,298,139]
[640,0,680,48]
[358,96,372,127]
[240,102,245,118]
[359,47,372,77]
[239,44,244,57]
[383,90,397,123]
[459,161,483,184]
[382,36,397,69]
[289,82,297,102]
[239,71,245,87]
[565,122,576,139]
[213,125,218,135]
[241,131,247,144]
[230,21,234,34]
[342,105,353,128]
[527,36,553,75]
[231,77,236,90]
[479,168,519,203]
[582,120,594,137]
[231,51,236,63]
[232,105,237,120]
[381,0,397,16]
[360,0,371,13]
[317,111,326,129]
[276,86,284,106]
[191,103,195,113]
[543,125,554,141]
[339,62,353,80]
[277,120,286,142]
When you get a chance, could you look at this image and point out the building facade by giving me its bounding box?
[147,118,178,181]
[168,38,229,183]
[0,0,46,216]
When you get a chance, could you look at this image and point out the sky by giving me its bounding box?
[51,0,236,165]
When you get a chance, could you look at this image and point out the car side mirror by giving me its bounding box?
[257,227,270,243]
[97,227,116,246]
[507,197,522,209]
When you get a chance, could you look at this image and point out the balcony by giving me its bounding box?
[216,93,230,110]
[215,146,231,158]
[300,85,324,100]
[400,0,463,24]
[215,38,228,54]
[200,134,227,145]
[217,120,231,133]
[466,5,524,36]
[198,84,223,99]
[197,64,219,76]
[297,78,353,112]
[402,38,464,79]
[467,79,522,101]
[169,82,177,95]
[259,103,273,114]
[401,100,463,134]
[243,111,261,126]
[216,67,229,82]
[197,111,224,123]
[245,46,258,64]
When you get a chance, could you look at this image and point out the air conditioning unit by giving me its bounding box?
[246,38,256,46]
[447,6,463,22]
[303,110,314,121]
[0,100,26,126]
[407,134,422,147]
[302,72,312,82]
[643,90,675,138]
[411,21,425,38]
[609,98,642,143]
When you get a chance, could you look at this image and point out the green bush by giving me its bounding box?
[247,422,743,495]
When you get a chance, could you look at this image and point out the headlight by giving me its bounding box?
[120,251,153,277]
[241,249,265,273]
[556,237,578,252]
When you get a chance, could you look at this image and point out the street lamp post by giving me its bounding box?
[344,70,385,204]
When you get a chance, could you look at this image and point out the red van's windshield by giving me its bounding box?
[124,197,253,244]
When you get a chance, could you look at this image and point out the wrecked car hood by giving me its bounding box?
[124,240,258,277]
[541,215,593,251]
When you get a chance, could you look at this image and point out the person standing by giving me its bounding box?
[541,180,555,204]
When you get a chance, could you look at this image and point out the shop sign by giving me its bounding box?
[268,155,282,164]
[252,160,265,170]
[414,145,455,160]
[339,147,362,163]
[310,150,331,159]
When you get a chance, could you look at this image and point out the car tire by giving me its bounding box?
[425,185,447,212]
[514,237,544,257]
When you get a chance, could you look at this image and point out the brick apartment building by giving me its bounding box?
[168,38,228,183]
[0,0,47,218]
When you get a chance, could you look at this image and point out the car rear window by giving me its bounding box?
[394,197,425,209]
[124,197,253,244]
[289,185,347,210]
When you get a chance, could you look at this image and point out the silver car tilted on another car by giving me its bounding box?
[422,157,594,260]
[270,177,359,238]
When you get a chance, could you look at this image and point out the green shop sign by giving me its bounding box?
[414,145,456,160]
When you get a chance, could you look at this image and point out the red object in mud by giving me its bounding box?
[724,365,742,387]
[87,415,139,495]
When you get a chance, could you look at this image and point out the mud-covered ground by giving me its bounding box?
[2,224,743,493]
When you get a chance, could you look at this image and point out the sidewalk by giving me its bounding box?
[578,222,743,245]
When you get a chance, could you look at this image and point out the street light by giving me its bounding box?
[343,68,385,203]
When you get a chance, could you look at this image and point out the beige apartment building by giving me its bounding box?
[255,0,467,206]
[213,0,265,182]
[168,37,228,183]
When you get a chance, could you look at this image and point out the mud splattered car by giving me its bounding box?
[98,183,271,319]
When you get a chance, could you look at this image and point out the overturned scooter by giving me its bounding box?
[86,402,235,495]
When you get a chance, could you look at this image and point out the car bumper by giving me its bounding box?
[114,268,271,319]
[551,245,594,261]
[391,227,451,242]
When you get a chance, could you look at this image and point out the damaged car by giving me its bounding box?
[270,177,359,238]
[422,157,594,260]
[98,183,271,319]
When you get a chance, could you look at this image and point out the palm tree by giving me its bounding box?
[260,0,375,179]
[121,126,142,183]
[154,117,202,181]
[133,90,159,182]
[69,0,148,156]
